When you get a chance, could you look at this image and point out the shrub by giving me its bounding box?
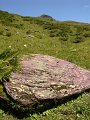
[35,19,45,25]
[59,36,68,41]
[83,31,90,37]
[0,50,19,82]
[49,33,56,37]
[49,29,60,37]
[43,22,59,30]
[72,35,84,43]
[26,30,32,35]
[12,23,23,29]
[5,32,11,37]
[22,17,33,21]
[0,30,3,35]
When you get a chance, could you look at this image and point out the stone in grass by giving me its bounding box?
[4,54,90,108]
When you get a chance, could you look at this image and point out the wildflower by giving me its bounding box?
[9,45,11,48]
[16,31,19,34]
[24,44,27,47]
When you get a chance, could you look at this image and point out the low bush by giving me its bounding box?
[0,30,3,35]
[12,23,23,29]
[26,30,33,35]
[83,31,90,37]
[0,50,19,82]
[35,34,42,39]
[5,32,12,37]
[59,36,68,41]
[72,35,84,43]
[49,29,60,37]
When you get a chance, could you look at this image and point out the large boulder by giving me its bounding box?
[4,54,90,107]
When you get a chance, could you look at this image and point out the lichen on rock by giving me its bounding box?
[4,54,90,108]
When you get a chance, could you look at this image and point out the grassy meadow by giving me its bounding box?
[0,10,90,120]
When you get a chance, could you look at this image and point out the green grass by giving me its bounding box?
[0,10,90,120]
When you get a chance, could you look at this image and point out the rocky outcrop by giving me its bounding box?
[4,54,90,108]
[40,14,54,21]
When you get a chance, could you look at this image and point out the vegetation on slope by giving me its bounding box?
[0,10,90,119]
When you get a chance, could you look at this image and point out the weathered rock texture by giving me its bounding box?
[4,54,90,107]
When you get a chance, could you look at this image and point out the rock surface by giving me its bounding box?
[4,54,90,107]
